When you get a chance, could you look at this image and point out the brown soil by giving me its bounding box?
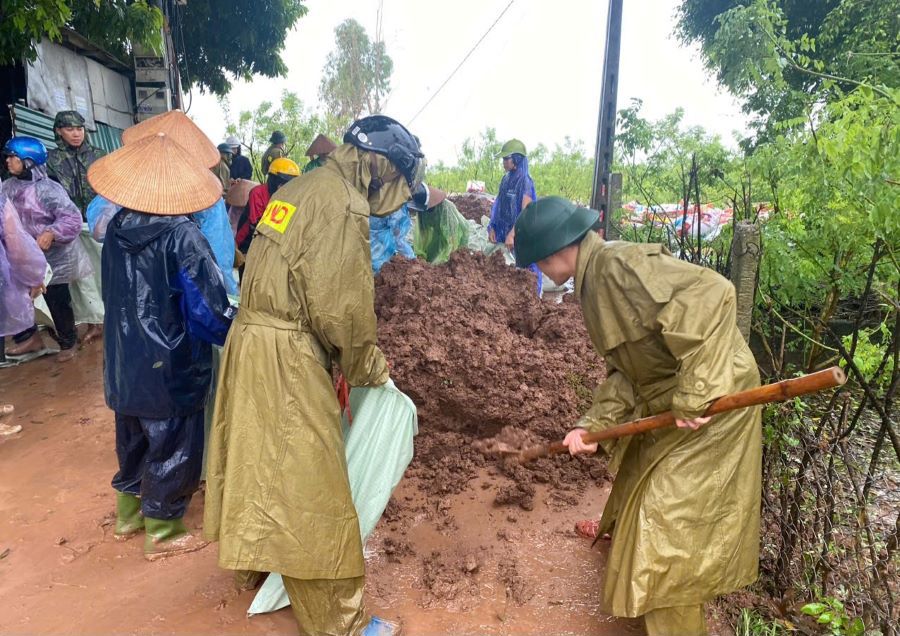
[448,193,494,222]
[375,250,606,511]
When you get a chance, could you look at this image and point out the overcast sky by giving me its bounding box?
[188,0,750,165]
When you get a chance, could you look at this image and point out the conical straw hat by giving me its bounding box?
[305,134,337,158]
[121,110,220,168]
[88,133,223,215]
[225,178,258,207]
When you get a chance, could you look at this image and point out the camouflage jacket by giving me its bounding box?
[47,142,106,218]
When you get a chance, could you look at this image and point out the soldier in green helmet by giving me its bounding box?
[513,196,762,636]
[48,110,107,343]
[47,110,106,217]
[260,130,287,176]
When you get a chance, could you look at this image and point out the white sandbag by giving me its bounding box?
[248,379,418,615]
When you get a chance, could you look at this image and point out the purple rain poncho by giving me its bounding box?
[0,166,91,285]
[0,189,47,336]
[488,154,536,243]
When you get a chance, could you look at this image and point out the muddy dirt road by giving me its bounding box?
[0,338,641,635]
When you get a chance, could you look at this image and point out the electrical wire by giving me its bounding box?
[408,0,515,124]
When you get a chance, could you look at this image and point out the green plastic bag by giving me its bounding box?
[248,378,418,615]
[412,199,470,264]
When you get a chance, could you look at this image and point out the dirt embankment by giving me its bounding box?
[375,250,607,510]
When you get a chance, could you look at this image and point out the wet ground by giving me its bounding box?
[0,337,641,635]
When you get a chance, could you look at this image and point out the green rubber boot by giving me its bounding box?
[114,492,144,541]
[143,517,209,561]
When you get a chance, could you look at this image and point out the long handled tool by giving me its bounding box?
[511,366,847,464]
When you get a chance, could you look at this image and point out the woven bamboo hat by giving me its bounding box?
[121,110,219,168]
[305,134,337,158]
[87,132,223,215]
[225,178,258,207]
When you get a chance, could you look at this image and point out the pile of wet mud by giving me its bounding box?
[374,250,607,510]
[447,193,494,222]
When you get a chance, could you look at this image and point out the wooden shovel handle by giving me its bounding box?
[518,366,847,464]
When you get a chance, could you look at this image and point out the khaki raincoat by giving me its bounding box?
[204,144,409,580]
[575,231,761,617]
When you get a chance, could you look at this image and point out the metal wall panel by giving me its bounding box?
[25,41,96,128]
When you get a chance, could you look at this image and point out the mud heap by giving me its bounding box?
[448,193,494,222]
[375,250,607,505]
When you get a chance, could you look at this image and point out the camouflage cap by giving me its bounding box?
[54,110,86,128]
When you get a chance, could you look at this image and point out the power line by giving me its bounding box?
[408,0,516,124]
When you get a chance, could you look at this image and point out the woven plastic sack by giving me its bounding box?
[248,379,418,616]
[370,206,415,274]
[69,224,104,324]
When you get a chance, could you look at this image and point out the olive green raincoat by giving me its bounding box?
[574,231,761,617]
[203,144,411,580]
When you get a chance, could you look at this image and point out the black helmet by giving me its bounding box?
[270,130,286,144]
[343,115,425,188]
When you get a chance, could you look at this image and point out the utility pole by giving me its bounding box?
[590,0,623,237]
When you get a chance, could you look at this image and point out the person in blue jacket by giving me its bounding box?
[86,131,235,561]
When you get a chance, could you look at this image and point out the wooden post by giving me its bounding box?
[730,222,761,342]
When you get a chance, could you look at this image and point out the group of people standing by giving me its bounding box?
[0,105,763,636]
[1,110,107,365]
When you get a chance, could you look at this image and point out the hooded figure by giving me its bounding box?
[513,196,762,636]
[204,115,423,636]
[2,136,91,361]
[488,139,541,293]
[87,130,235,561]
[0,184,48,385]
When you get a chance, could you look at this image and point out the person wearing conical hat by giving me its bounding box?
[301,134,337,174]
[408,184,469,264]
[204,115,424,635]
[513,196,762,636]
[87,132,235,561]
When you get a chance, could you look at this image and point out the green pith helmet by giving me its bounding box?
[498,138,527,158]
[513,196,600,268]
[54,110,85,128]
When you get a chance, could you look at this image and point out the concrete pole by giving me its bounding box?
[730,222,762,342]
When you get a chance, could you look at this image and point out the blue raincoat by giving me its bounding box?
[88,195,237,296]
[102,209,235,419]
[488,154,541,293]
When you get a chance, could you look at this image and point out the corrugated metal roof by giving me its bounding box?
[10,104,125,154]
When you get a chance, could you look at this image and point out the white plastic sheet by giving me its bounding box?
[248,379,417,615]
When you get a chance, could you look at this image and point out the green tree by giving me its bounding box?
[676,0,900,140]
[0,1,306,97]
[178,0,308,95]
[0,0,161,66]
[221,90,332,180]
[320,18,393,120]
